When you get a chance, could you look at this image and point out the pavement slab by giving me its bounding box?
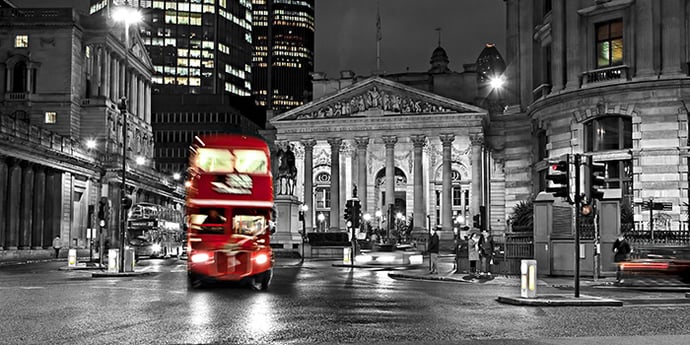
[496,294,623,307]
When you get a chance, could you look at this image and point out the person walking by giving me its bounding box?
[479,230,494,278]
[428,229,439,274]
[468,232,480,277]
[52,236,62,259]
[613,233,631,282]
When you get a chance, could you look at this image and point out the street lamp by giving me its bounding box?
[317,212,325,232]
[172,172,181,180]
[135,155,146,165]
[299,204,308,263]
[85,139,97,149]
[113,1,142,273]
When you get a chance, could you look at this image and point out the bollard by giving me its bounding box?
[68,249,77,267]
[343,247,351,265]
[124,248,135,272]
[108,249,119,273]
[520,259,537,298]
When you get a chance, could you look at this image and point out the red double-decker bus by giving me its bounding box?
[185,134,274,290]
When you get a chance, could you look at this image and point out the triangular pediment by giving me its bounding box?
[271,76,485,123]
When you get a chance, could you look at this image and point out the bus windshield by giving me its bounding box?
[232,214,267,236]
[195,148,268,174]
[189,208,227,234]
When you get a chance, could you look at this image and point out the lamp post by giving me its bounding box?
[317,212,325,232]
[113,2,142,273]
[299,204,308,263]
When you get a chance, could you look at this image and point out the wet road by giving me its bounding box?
[1,258,690,344]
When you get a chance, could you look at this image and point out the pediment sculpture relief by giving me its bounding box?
[295,86,461,120]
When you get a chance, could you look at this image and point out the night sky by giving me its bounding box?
[16,0,507,79]
[314,0,506,78]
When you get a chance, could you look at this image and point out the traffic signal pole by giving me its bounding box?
[574,154,581,298]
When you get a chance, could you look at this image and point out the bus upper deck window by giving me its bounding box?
[196,148,235,172]
[233,149,268,174]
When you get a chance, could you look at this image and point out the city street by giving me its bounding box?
[1,258,690,344]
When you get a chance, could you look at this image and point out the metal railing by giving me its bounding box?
[580,65,630,86]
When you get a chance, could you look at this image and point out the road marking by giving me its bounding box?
[171,264,187,272]
[0,286,46,290]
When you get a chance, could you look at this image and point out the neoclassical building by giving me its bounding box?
[270,76,495,241]
[0,8,183,261]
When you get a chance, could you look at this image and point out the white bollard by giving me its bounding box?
[343,247,351,265]
[520,259,537,298]
[68,249,77,267]
[108,249,119,273]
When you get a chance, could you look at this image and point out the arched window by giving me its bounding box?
[12,62,27,92]
[584,115,633,203]
[584,115,632,152]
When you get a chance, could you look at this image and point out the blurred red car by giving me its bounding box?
[618,246,690,284]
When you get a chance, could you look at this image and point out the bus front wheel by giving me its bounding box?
[250,269,272,291]
[187,272,203,289]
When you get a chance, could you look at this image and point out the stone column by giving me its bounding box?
[636,0,655,77]
[382,136,397,214]
[89,45,99,97]
[26,67,32,93]
[411,135,426,231]
[301,139,316,231]
[145,83,151,123]
[19,163,34,249]
[0,156,7,249]
[138,78,144,119]
[119,63,126,100]
[102,49,110,98]
[354,137,369,212]
[328,138,342,231]
[130,73,138,116]
[6,160,22,249]
[661,0,684,76]
[111,55,118,100]
[551,0,565,91]
[564,0,582,89]
[470,134,484,218]
[31,166,45,249]
[440,134,454,232]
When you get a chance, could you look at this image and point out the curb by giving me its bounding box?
[496,295,623,307]
[389,272,474,283]
[91,271,153,278]
[332,263,425,269]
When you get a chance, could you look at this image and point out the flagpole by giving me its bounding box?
[376,1,381,73]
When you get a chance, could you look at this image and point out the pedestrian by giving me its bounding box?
[52,235,62,259]
[468,232,480,277]
[428,228,439,274]
[479,230,494,278]
[613,233,632,282]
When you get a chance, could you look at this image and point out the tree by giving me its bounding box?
[509,200,533,232]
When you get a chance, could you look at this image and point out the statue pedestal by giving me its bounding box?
[272,195,303,252]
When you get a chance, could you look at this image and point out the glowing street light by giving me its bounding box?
[317,212,325,232]
[135,156,146,165]
[489,75,505,90]
[113,1,142,273]
[172,173,181,180]
[85,139,97,149]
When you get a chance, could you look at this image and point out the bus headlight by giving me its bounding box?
[254,253,268,265]
[152,244,161,253]
[190,253,210,263]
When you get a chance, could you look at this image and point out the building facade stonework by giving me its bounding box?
[0,8,183,262]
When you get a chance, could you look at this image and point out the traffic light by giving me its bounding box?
[588,156,606,201]
[98,197,109,227]
[121,195,133,209]
[545,155,570,200]
[352,200,361,229]
[472,214,481,229]
[344,199,354,223]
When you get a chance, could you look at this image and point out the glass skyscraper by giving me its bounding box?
[251,0,314,113]
[90,0,253,97]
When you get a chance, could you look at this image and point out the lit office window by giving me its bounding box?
[596,19,623,68]
[15,34,28,48]
[45,112,57,124]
